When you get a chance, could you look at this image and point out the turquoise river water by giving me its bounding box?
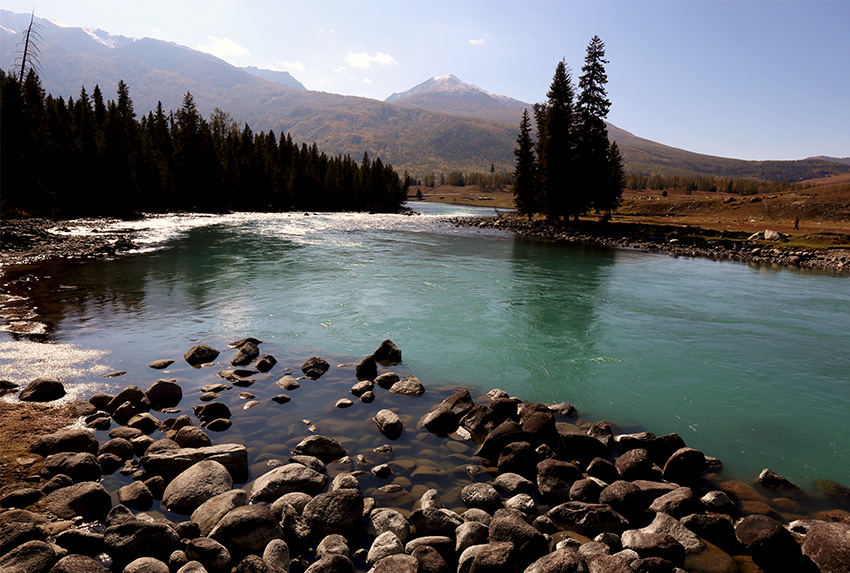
[1,202,848,496]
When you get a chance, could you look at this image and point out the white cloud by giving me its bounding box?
[363,78,373,84]
[345,51,396,69]
[277,60,305,71]
[469,38,485,45]
[197,36,250,61]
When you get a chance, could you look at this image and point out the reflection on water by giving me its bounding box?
[1,205,849,503]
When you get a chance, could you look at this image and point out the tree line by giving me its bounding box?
[625,173,811,196]
[513,36,625,221]
[0,69,407,218]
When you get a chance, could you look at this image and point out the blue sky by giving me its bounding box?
[4,0,848,160]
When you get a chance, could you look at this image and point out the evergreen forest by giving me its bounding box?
[0,69,407,218]
[513,36,625,221]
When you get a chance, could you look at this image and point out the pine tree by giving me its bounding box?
[535,59,576,221]
[513,108,537,219]
[576,35,619,216]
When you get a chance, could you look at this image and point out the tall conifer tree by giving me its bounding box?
[513,108,537,219]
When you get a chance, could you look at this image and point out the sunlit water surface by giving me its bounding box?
[2,203,848,500]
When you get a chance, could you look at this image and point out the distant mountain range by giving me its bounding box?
[2,9,848,182]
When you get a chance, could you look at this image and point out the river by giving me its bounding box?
[1,202,848,496]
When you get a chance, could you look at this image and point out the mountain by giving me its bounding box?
[241,66,306,91]
[385,74,528,124]
[2,9,848,182]
[809,156,850,167]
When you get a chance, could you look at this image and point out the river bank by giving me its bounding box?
[447,215,850,273]
[2,338,850,572]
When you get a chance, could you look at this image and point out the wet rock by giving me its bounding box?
[389,375,425,396]
[232,341,260,366]
[497,441,537,478]
[98,437,134,460]
[641,512,704,555]
[29,428,98,457]
[350,380,373,397]
[569,477,604,503]
[206,418,233,431]
[374,409,404,440]
[616,448,659,481]
[456,521,489,554]
[374,372,400,389]
[489,508,549,568]
[128,412,162,434]
[162,460,234,514]
[292,435,347,463]
[0,487,41,509]
[355,356,378,380]
[18,377,66,402]
[142,443,248,481]
[302,357,331,378]
[493,472,534,495]
[422,406,459,435]
[256,354,277,372]
[536,458,583,503]
[524,549,587,573]
[460,483,503,512]
[271,394,291,404]
[317,534,350,559]
[371,339,402,364]
[586,456,621,484]
[621,529,685,566]
[735,514,806,571]
[758,468,802,493]
[40,452,101,483]
[104,520,181,568]
[700,490,736,515]
[148,359,175,369]
[251,463,329,500]
[0,521,44,553]
[304,488,364,538]
[185,344,220,366]
[367,531,405,564]
[0,540,56,573]
[467,541,517,572]
[174,426,212,448]
[801,521,850,573]
[277,375,301,390]
[360,391,375,403]
[186,537,231,572]
[559,430,609,465]
[648,487,697,518]
[547,501,631,536]
[304,554,355,573]
[661,447,707,484]
[117,481,154,510]
[191,489,249,536]
[475,420,529,464]
[146,379,183,409]
[193,402,232,423]
[209,505,283,556]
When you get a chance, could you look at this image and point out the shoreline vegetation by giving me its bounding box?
[1,339,849,573]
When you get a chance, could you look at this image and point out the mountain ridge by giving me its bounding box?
[2,9,847,182]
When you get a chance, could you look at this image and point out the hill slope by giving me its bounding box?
[2,10,847,181]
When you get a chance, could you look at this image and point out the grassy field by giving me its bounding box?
[410,175,850,250]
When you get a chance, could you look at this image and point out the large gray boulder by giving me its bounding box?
[42,481,112,522]
[162,460,233,514]
[142,443,248,481]
[29,428,98,457]
[801,521,850,573]
[251,463,329,501]
[303,488,364,538]
[191,488,249,536]
[103,520,181,568]
[209,505,283,555]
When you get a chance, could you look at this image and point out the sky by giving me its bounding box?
[3,0,848,160]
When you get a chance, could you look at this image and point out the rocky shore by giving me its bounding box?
[1,219,139,267]
[1,339,849,573]
[447,216,850,273]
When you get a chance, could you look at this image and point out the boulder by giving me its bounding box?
[456,521,489,554]
[292,435,347,463]
[49,554,110,572]
[369,508,411,543]
[231,341,260,366]
[801,521,850,573]
[489,508,549,568]
[18,377,65,402]
[174,426,212,449]
[422,406,459,435]
[303,488,365,538]
[350,380,374,397]
[0,522,44,555]
[641,512,704,555]
[389,375,425,396]
[251,463,329,500]
[758,468,802,493]
[547,501,630,536]
[146,379,183,409]
[186,537,231,572]
[29,428,98,457]
[440,388,475,419]
[615,448,659,481]
[117,481,154,510]
[107,385,150,414]
[148,359,175,369]
[735,514,806,571]
[524,549,587,573]
[621,529,685,566]
[374,372,401,389]
[648,486,697,518]
[142,443,248,481]
[263,539,291,573]
[123,557,170,573]
[367,531,405,564]
[192,489,249,536]
[40,452,101,483]
[316,534,350,558]
[409,508,463,537]
[184,344,220,366]
[193,402,232,423]
[42,481,112,521]
[302,357,330,378]
[162,460,234,514]
[256,354,277,372]
[98,437,134,460]
[559,430,609,465]
[303,554,355,573]
[127,412,162,434]
[468,541,517,572]
[374,409,404,440]
[104,520,181,568]
[371,339,402,364]
[497,441,538,479]
[661,447,707,484]
[460,483,503,512]
[536,459,583,503]
[0,540,56,573]
[210,505,284,556]
[355,356,378,380]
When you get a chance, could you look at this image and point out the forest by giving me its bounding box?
[0,69,407,218]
